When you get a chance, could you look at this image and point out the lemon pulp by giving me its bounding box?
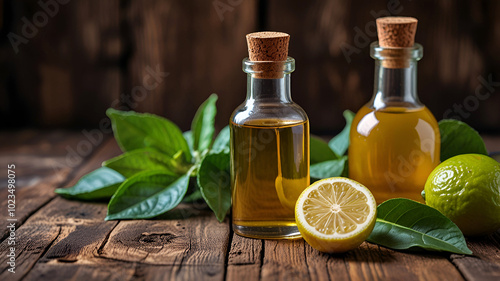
[295,177,377,253]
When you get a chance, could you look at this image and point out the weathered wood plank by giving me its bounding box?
[123,263,226,281]
[0,130,39,148]
[2,130,499,281]
[228,234,262,265]
[129,264,175,281]
[172,264,225,281]
[100,220,190,264]
[43,221,118,262]
[4,1,500,133]
[260,239,311,281]
[304,243,350,281]
[0,131,98,241]
[97,206,230,280]
[20,200,122,281]
[23,263,135,281]
[450,230,500,281]
[227,263,261,281]
[0,133,232,280]
[267,0,500,133]
[227,234,262,281]
[8,0,121,127]
[124,0,257,131]
[0,223,60,279]
[344,242,464,281]
[0,139,120,280]
[0,130,87,185]
[100,211,230,266]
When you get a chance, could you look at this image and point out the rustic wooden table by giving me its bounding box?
[1,130,500,281]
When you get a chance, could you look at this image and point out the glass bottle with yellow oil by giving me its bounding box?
[230,32,309,239]
[349,17,440,204]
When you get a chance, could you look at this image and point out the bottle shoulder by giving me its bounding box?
[353,105,438,122]
[351,105,439,137]
[231,100,308,126]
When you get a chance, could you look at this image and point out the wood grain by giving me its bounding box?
[23,263,135,281]
[450,230,500,281]
[123,0,257,132]
[1,131,499,280]
[304,243,350,281]
[5,0,121,127]
[260,239,311,280]
[0,138,120,280]
[15,140,129,280]
[344,242,464,281]
[2,1,499,133]
[98,208,230,280]
[21,197,122,281]
[0,223,60,279]
[100,211,230,266]
[267,0,500,133]
[0,131,99,240]
[227,234,263,280]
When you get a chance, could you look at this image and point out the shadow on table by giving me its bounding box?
[153,202,212,221]
[322,242,456,263]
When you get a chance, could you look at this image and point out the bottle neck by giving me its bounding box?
[370,60,421,109]
[368,42,424,110]
[247,74,292,103]
[243,57,295,104]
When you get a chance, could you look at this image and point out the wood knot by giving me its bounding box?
[139,232,176,245]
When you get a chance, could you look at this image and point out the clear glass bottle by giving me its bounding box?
[349,42,440,204]
[230,57,309,239]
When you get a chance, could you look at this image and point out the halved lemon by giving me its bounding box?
[295,177,377,253]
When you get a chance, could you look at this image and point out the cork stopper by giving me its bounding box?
[376,17,418,68]
[376,17,417,47]
[246,31,290,78]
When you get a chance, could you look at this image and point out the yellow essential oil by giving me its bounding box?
[349,17,441,203]
[231,119,309,236]
[349,106,440,203]
[231,32,309,238]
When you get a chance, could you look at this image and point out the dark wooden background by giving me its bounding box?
[1,0,499,134]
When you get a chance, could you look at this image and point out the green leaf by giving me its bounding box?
[106,108,191,162]
[328,110,355,156]
[310,157,347,180]
[183,189,204,203]
[102,148,183,178]
[367,198,473,255]
[183,130,194,155]
[439,119,488,161]
[191,94,218,153]
[211,125,230,154]
[341,159,349,178]
[106,170,190,220]
[55,167,125,200]
[310,135,338,164]
[197,152,231,222]
[182,177,204,203]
